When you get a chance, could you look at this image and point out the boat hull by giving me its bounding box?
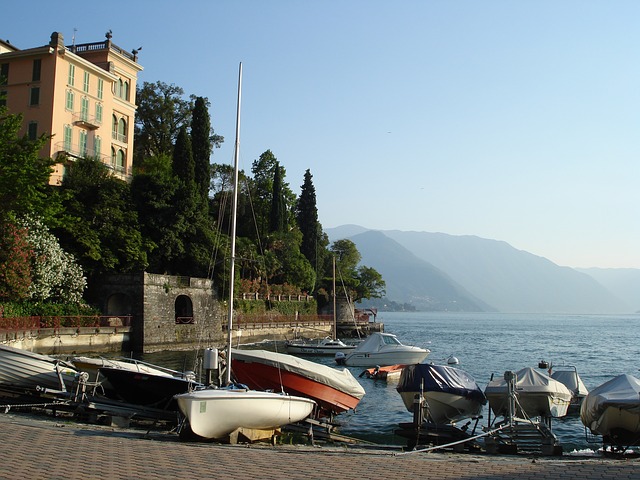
[99,367,199,408]
[423,391,484,425]
[285,340,356,356]
[0,344,78,392]
[396,364,486,425]
[580,374,640,444]
[485,368,572,419]
[175,389,315,440]
[231,349,364,416]
[342,350,428,368]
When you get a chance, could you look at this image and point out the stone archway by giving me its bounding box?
[106,292,132,316]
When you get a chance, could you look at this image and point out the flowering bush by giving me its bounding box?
[18,216,87,304]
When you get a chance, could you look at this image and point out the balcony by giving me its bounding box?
[111,131,127,143]
[73,112,100,130]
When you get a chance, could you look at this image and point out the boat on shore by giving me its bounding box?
[175,385,316,440]
[334,332,430,367]
[484,367,572,419]
[230,348,365,417]
[396,363,486,425]
[70,356,179,397]
[580,373,640,447]
[0,344,79,392]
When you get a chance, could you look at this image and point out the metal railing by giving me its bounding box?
[0,315,132,332]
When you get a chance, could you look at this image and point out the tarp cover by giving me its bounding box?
[397,363,486,404]
[231,349,365,399]
[485,367,571,396]
[580,374,640,427]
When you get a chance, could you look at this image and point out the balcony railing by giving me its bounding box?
[72,112,101,129]
[111,131,127,143]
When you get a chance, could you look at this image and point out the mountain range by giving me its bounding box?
[326,225,639,314]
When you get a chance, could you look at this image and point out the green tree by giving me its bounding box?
[172,126,196,185]
[131,154,177,273]
[0,106,56,223]
[134,81,194,162]
[296,169,328,279]
[191,96,224,199]
[327,239,384,303]
[0,220,32,301]
[55,157,149,277]
[265,230,315,292]
[269,162,286,233]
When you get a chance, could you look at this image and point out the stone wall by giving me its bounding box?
[85,272,225,353]
[141,273,223,353]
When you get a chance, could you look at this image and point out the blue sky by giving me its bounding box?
[3,1,639,268]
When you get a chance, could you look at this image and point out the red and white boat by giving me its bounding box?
[230,348,365,417]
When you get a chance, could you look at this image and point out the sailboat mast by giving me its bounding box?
[225,62,242,386]
[332,256,337,341]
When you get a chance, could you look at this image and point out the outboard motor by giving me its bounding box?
[335,351,346,365]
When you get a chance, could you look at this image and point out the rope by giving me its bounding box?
[395,423,512,456]
[1,401,69,412]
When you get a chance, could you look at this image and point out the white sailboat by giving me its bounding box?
[174,63,315,440]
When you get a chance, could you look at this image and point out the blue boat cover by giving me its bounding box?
[397,363,487,404]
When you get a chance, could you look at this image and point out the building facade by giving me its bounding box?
[0,31,142,183]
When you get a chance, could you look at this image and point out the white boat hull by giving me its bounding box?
[485,368,572,419]
[0,344,78,391]
[175,389,316,439]
[285,339,356,355]
[580,374,640,443]
[343,350,428,367]
[399,391,484,425]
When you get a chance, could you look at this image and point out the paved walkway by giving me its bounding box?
[1,413,639,480]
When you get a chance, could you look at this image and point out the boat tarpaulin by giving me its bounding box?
[231,349,365,400]
[397,364,486,404]
[580,374,640,426]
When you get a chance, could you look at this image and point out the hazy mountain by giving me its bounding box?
[327,226,631,314]
[349,230,493,311]
[577,268,640,313]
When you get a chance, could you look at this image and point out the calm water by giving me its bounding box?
[145,311,640,453]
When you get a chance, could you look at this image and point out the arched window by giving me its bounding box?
[116,149,125,171]
[118,118,126,136]
[175,295,194,324]
[123,81,130,101]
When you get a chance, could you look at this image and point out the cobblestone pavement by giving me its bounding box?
[1,413,639,480]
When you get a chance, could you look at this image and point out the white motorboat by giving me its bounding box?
[175,386,316,440]
[174,64,315,440]
[334,332,430,367]
[285,337,356,355]
[580,374,640,446]
[0,344,79,392]
[484,367,572,419]
[396,363,486,425]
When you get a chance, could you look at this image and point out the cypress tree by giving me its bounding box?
[269,163,286,233]
[191,97,212,199]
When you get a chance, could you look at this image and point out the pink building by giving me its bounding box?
[0,31,143,183]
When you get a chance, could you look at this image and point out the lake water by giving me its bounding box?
[145,311,640,453]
